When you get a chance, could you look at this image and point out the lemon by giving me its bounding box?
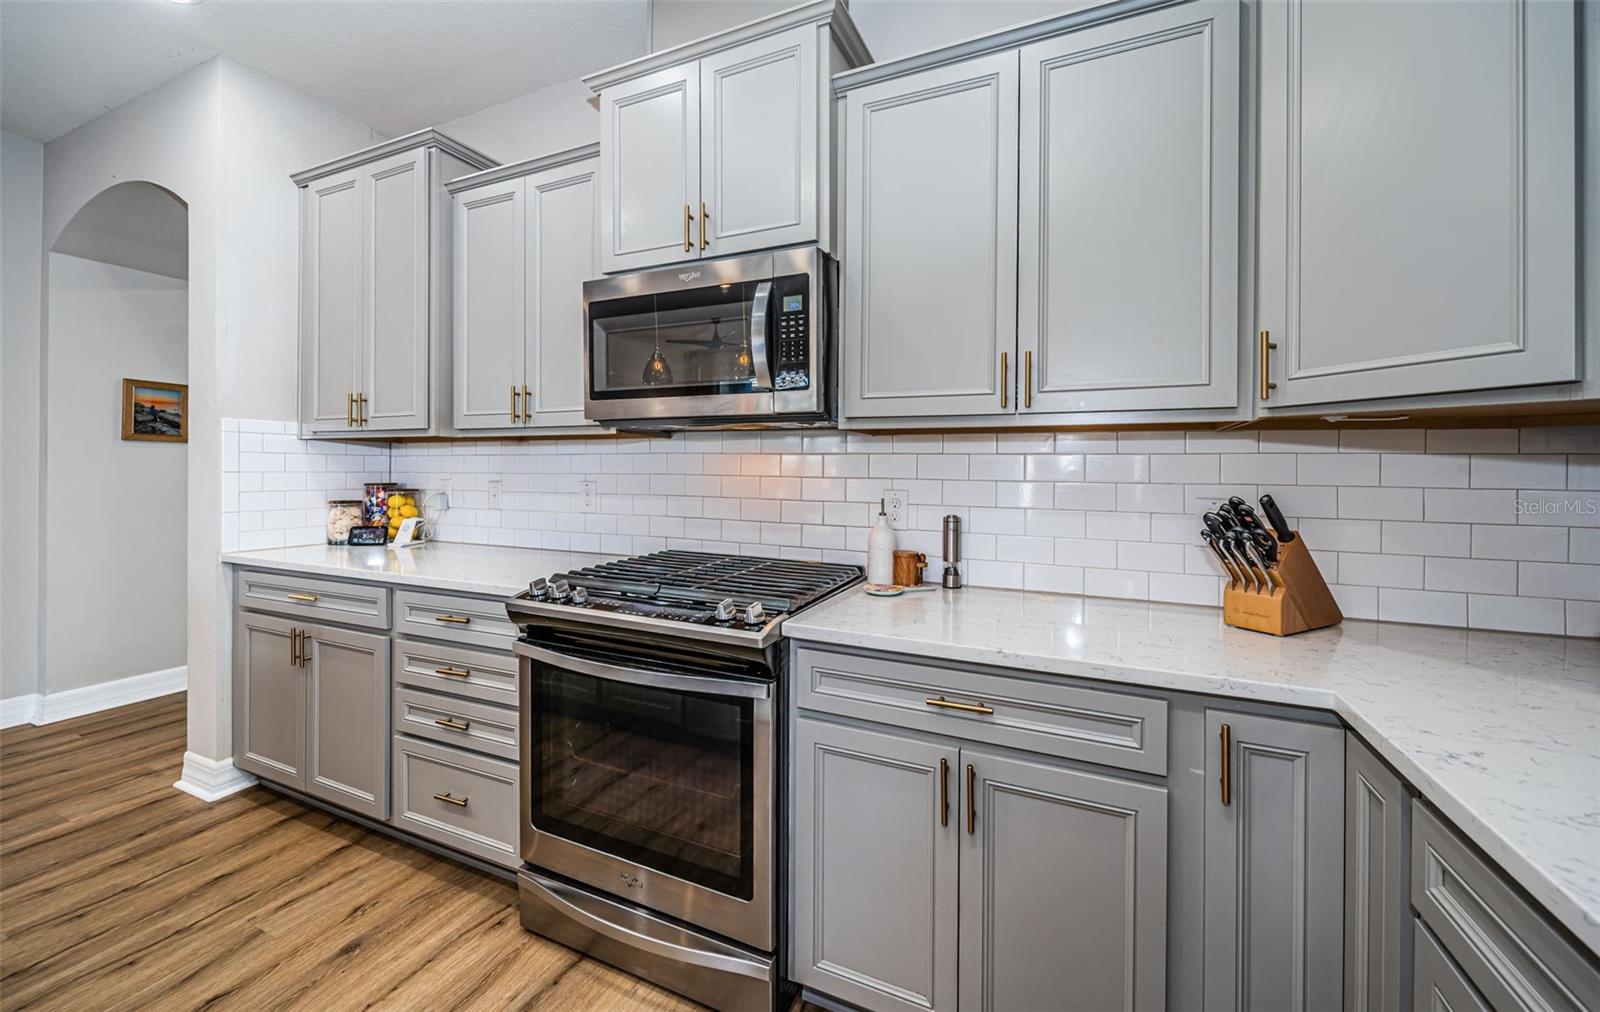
[400,505,419,518]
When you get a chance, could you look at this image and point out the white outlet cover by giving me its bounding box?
[579,480,599,514]
[885,489,909,530]
[487,479,503,509]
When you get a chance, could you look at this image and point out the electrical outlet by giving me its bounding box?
[487,479,503,509]
[885,489,909,530]
[580,480,599,514]
[436,478,452,510]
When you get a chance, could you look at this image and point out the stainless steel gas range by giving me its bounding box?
[505,550,861,1010]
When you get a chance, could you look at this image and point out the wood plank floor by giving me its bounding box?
[0,693,755,1011]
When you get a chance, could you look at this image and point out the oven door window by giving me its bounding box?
[532,667,754,900]
[589,282,770,400]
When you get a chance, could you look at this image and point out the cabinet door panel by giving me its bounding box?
[453,180,525,430]
[1204,710,1344,1010]
[232,611,305,789]
[304,623,389,820]
[1259,0,1577,406]
[1019,1,1239,413]
[1344,735,1409,1012]
[792,718,957,1012]
[526,159,599,427]
[701,25,818,257]
[302,169,363,433]
[599,65,700,273]
[363,148,429,430]
[960,748,1167,1012]
[842,52,1019,419]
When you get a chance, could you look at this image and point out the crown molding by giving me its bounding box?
[445,142,601,193]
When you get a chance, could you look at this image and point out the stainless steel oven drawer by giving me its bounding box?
[392,638,518,709]
[235,569,390,630]
[395,686,517,762]
[394,589,518,650]
[391,736,518,869]
[794,645,1168,775]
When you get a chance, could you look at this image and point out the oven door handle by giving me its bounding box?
[521,872,772,981]
[748,280,774,392]
[516,642,771,700]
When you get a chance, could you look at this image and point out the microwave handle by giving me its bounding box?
[748,281,774,391]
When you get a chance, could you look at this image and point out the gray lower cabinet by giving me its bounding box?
[1203,708,1345,1011]
[1344,735,1409,1012]
[1413,918,1491,1012]
[793,718,958,1012]
[304,624,390,820]
[792,715,1168,1012]
[960,748,1167,1012]
[234,611,307,789]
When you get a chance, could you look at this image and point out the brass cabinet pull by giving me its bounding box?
[1000,352,1008,408]
[289,628,298,667]
[434,666,470,678]
[521,384,531,422]
[699,202,709,250]
[965,763,976,835]
[1259,331,1278,401]
[434,717,470,732]
[346,393,354,427]
[925,695,994,716]
[434,614,471,625]
[299,631,311,668]
[939,757,949,827]
[684,204,694,252]
[1025,351,1034,409]
[359,393,368,426]
[287,592,319,603]
[432,792,469,807]
[510,385,520,423]
[1219,722,1232,806]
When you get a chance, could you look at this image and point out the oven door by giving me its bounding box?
[516,640,773,951]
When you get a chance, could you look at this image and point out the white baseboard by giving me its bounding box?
[1,665,188,729]
[174,751,258,803]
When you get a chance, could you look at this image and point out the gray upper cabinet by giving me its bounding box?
[1203,709,1345,1011]
[296,129,497,437]
[589,0,867,274]
[1257,0,1579,408]
[841,50,1019,419]
[233,610,306,790]
[451,146,599,432]
[1344,735,1409,1012]
[304,623,390,821]
[1017,0,1240,414]
[792,717,958,1012]
[960,748,1167,1012]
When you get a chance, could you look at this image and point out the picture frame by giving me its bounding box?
[121,378,188,443]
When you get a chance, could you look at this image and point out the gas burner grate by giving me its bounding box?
[560,550,861,613]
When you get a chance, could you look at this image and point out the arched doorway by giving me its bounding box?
[40,181,190,715]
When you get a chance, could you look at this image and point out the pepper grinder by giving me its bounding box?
[941,514,963,589]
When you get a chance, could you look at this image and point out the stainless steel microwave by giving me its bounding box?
[582,246,833,429]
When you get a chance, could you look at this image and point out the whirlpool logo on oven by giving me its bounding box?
[677,270,702,283]
[619,871,645,890]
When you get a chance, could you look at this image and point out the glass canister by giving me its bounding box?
[383,489,421,541]
[325,500,364,545]
[363,483,398,526]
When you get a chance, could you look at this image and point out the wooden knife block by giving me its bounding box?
[1222,532,1342,636]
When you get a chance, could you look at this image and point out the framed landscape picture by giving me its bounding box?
[121,378,188,442]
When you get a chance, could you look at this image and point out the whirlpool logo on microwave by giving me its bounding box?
[677,270,702,283]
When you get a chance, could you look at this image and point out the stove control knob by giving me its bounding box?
[528,577,549,601]
[551,579,572,603]
[714,598,737,623]
[570,586,588,607]
[743,602,766,628]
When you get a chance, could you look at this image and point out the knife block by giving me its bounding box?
[1222,532,1342,636]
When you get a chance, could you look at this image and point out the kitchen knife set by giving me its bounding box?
[1201,494,1343,637]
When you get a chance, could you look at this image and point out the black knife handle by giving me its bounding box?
[1258,494,1295,542]
[1203,512,1230,536]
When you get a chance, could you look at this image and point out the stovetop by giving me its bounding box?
[505,550,862,650]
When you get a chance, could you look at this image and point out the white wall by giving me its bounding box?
[437,77,600,165]
[1,130,45,703]
[44,254,188,692]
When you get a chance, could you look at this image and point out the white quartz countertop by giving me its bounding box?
[221,543,617,598]
[787,585,1600,956]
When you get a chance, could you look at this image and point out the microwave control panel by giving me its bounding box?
[772,276,811,391]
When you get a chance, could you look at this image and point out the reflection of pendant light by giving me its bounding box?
[735,339,753,376]
[641,297,673,386]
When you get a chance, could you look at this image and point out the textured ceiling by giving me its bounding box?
[0,0,650,143]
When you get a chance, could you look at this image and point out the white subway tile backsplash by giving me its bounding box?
[1337,553,1424,589]
[1378,588,1467,627]
[1380,453,1468,488]
[1337,486,1422,522]
[1381,521,1471,558]
[1425,557,1517,595]
[1424,488,1517,524]
[1297,453,1379,486]
[1470,524,1568,563]
[1567,602,1600,637]
[1467,594,1566,635]
[1518,562,1600,602]
[1339,429,1425,453]
[1427,429,1519,453]
[1570,456,1600,491]
[1470,454,1567,489]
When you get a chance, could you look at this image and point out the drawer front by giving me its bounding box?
[395,686,517,762]
[1411,803,1600,1011]
[394,589,518,650]
[1414,918,1492,1012]
[391,736,519,868]
[793,645,1168,775]
[235,569,390,630]
[393,638,518,709]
